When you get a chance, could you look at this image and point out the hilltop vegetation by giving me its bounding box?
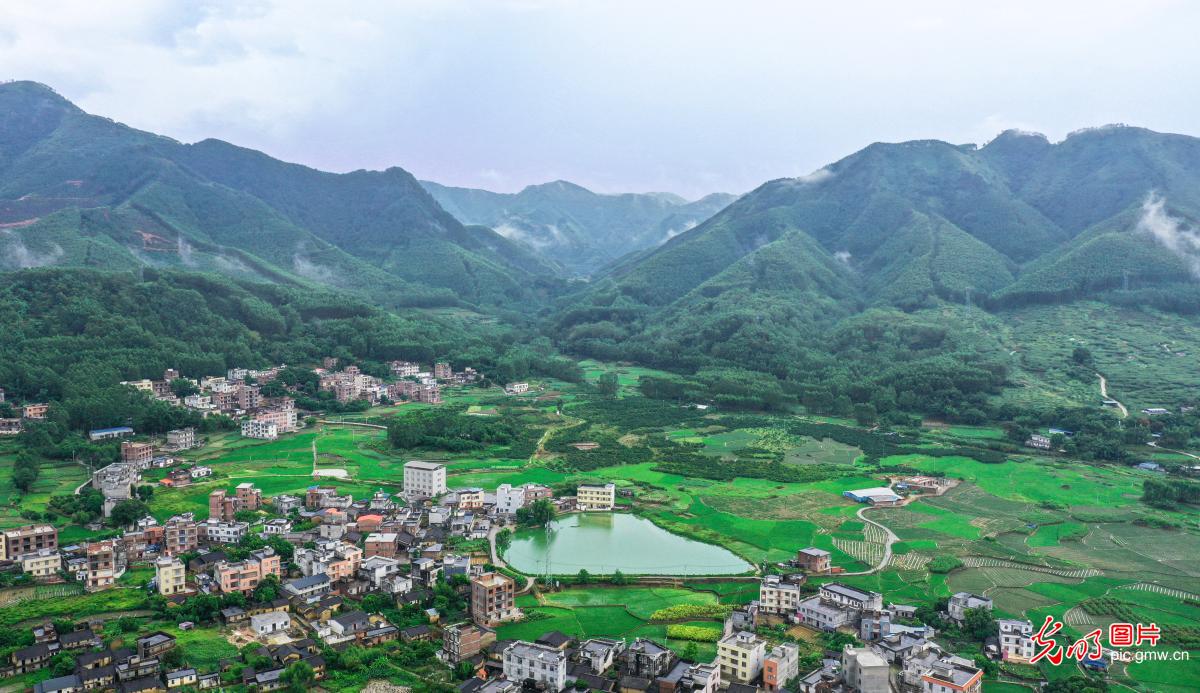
[0,81,561,310]
[4,81,1200,419]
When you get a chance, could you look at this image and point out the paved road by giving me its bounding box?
[488,525,536,594]
[1098,373,1128,418]
[840,505,898,576]
[1148,441,1200,461]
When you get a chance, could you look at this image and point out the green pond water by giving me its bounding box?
[502,512,752,575]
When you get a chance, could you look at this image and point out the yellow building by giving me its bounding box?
[577,483,615,511]
[156,556,187,596]
[717,631,766,685]
[19,549,61,580]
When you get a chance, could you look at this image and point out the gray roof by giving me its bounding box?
[34,675,82,693]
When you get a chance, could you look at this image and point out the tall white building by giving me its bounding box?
[496,484,527,515]
[998,619,1035,662]
[241,419,278,440]
[404,461,447,498]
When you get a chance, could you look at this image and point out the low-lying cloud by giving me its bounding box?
[292,252,336,284]
[1137,192,1200,277]
[0,229,63,269]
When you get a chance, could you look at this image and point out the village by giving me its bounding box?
[1,444,1046,693]
[0,355,1184,693]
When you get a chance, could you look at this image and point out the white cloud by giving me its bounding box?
[1137,192,1200,277]
[0,229,63,269]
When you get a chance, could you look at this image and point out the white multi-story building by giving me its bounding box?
[504,382,529,395]
[404,461,447,498]
[496,484,527,515]
[241,419,278,440]
[577,483,615,511]
[764,642,799,692]
[759,574,806,615]
[200,519,249,544]
[503,641,566,691]
[166,428,197,450]
[998,619,1035,662]
[717,631,766,685]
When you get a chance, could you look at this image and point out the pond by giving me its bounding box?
[502,512,753,575]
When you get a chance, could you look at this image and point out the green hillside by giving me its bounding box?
[553,126,1200,417]
[0,81,559,309]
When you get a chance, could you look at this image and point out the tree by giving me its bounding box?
[961,607,997,642]
[136,485,155,501]
[11,451,40,493]
[252,574,281,603]
[495,528,512,553]
[234,509,259,523]
[170,378,199,398]
[576,569,591,585]
[281,661,315,693]
[610,570,627,585]
[516,499,557,527]
[853,402,877,427]
[49,652,76,676]
[1072,347,1094,367]
[109,498,150,527]
[597,372,620,398]
[681,642,699,662]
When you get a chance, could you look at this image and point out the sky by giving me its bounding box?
[1,1,1198,199]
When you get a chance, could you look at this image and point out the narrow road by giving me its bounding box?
[487,525,536,594]
[840,505,898,576]
[1147,441,1200,461]
[316,419,387,429]
[1098,373,1128,418]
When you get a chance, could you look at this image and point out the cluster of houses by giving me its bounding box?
[0,393,50,436]
[745,567,1036,693]
[3,355,483,445]
[6,624,199,693]
[441,574,1026,693]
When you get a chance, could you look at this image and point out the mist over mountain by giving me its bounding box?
[0,81,561,310]
[421,179,736,275]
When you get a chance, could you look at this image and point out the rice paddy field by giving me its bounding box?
[499,583,754,661]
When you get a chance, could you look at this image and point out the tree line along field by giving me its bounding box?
[1,365,1198,690]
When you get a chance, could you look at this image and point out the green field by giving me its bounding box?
[1,363,1198,689]
[498,584,750,662]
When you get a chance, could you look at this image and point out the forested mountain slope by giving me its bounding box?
[555,126,1200,417]
[422,178,736,274]
[0,81,561,309]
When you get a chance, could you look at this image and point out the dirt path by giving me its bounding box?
[1098,373,1128,418]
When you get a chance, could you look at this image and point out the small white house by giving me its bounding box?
[250,611,291,637]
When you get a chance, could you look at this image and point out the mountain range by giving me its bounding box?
[0,81,562,310]
[4,80,1200,415]
[421,179,736,275]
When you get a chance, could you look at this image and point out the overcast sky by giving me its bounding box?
[2,1,1197,198]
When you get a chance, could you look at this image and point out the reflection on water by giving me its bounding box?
[503,512,752,575]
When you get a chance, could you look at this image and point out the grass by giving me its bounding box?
[0,588,150,627]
